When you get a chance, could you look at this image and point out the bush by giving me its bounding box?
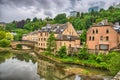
[58,46,67,58]
[107,53,120,75]
[0,39,10,47]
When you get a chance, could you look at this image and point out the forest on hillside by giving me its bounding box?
[5,6,120,41]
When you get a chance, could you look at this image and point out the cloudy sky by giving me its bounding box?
[0,0,120,22]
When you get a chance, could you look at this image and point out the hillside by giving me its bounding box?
[5,6,120,41]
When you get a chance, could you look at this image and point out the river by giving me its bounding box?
[0,51,113,80]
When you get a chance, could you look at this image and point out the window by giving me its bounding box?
[92,36,95,41]
[106,36,109,41]
[100,36,103,41]
[93,30,95,34]
[60,42,62,46]
[69,44,71,47]
[44,38,46,41]
[96,29,98,34]
[89,36,91,40]
[99,44,109,50]
[106,29,109,34]
[40,33,42,36]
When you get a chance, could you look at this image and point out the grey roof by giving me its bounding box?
[56,34,79,41]
[41,23,68,33]
[113,24,120,33]
[92,20,120,33]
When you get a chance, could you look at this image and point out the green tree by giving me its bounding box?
[47,32,56,54]
[58,46,67,58]
[26,18,31,23]
[78,44,89,60]
[54,13,68,24]
[80,30,86,44]
[6,23,16,31]
[0,39,10,47]
[33,17,38,22]
[13,29,28,41]
[0,31,6,40]
[108,52,120,75]
[5,32,14,41]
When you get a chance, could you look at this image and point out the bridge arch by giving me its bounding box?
[11,40,36,49]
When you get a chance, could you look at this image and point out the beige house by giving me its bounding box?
[22,22,80,54]
[86,20,120,53]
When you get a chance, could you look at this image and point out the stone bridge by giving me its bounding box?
[11,40,36,49]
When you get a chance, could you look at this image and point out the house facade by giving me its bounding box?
[86,20,120,53]
[22,22,80,54]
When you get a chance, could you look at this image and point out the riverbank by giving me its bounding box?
[34,50,120,76]
[0,48,118,78]
[35,51,106,70]
[0,50,113,80]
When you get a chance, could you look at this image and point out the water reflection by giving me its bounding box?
[0,58,40,80]
[0,51,112,80]
[37,59,76,80]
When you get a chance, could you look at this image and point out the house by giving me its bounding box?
[86,19,120,53]
[22,22,80,55]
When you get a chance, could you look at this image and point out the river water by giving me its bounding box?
[0,51,113,80]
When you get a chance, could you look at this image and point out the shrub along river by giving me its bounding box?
[0,50,113,80]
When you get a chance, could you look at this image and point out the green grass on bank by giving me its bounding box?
[41,51,120,76]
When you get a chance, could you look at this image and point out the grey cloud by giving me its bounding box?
[44,10,53,17]
[0,0,120,22]
[0,0,35,7]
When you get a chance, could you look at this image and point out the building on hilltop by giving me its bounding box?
[88,6,100,12]
[86,19,120,53]
[70,11,77,17]
[22,22,80,55]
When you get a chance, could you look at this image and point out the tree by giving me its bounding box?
[5,32,14,41]
[26,18,31,23]
[16,20,25,28]
[0,39,10,47]
[108,52,120,75]
[33,17,38,22]
[6,23,16,31]
[54,13,68,24]
[0,31,6,40]
[47,32,56,54]
[58,46,67,58]
[78,44,89,60]
[80,30,86,44]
